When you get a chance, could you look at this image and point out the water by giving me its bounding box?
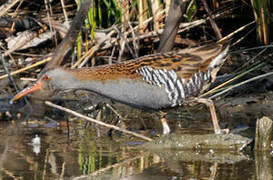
[0,92,272,179]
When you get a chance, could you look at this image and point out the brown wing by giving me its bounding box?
[135,40,229,82]
[68,40,229,82]
[67,52,204,81]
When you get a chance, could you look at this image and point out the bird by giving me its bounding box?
[10,39,230,135]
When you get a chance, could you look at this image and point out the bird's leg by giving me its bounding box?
[95,109,102,137]
[104,103,128,136]
[105,103,127,122]
[194,98,229,134]
[209,162,218,179]
[160,111,171,134]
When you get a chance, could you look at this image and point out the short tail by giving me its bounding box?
[208,39,231,68]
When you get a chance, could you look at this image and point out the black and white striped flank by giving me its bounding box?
[137,66,212,106]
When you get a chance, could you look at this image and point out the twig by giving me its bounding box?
[72,30,116,68]
[234,45,268,73]
[0,0,21,17]
[0,57,51,80]
[45,101,153,141]
[117,29,126,62]
[100,7,239,52]
[0,54,18,91]
[218,21,255,43]
[74,155,145,179]
[44,0,91,70]
[209,71,273,99]
[75,6,235,64]
[97,9,166,52]
[20,77,36,81]
[201,62,265,98]
[109,45,116,65]
[44,0,56,46]
[232,27,256,46]
[128,22,139,58]
[231,44,273,54]
[138,0,146,32]
[201,0,222,39]
[201,42,269,97]
[90,155,144,176]
[60,0,68,23]
[4,30,51,57]
[0,136,10,169]
[118,28,137,60]
[105,103,127,121]
[11,0,25,18]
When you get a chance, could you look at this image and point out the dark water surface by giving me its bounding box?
[0,93,273,179]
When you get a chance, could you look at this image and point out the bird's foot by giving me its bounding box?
[215,128,230,134]
[163,125,171,135]
[161,117,171,135]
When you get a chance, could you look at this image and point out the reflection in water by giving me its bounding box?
[0,120,264,180]
[28,134,41,155]
[0,94,273,179]
[32,144,41,155]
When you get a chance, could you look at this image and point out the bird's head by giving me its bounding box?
[10,68,72,103]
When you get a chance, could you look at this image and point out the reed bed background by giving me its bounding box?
[0,0,272,98]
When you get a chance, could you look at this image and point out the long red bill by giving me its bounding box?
[10,83,41,104]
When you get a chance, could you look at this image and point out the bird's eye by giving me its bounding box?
[44,75,50,80]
